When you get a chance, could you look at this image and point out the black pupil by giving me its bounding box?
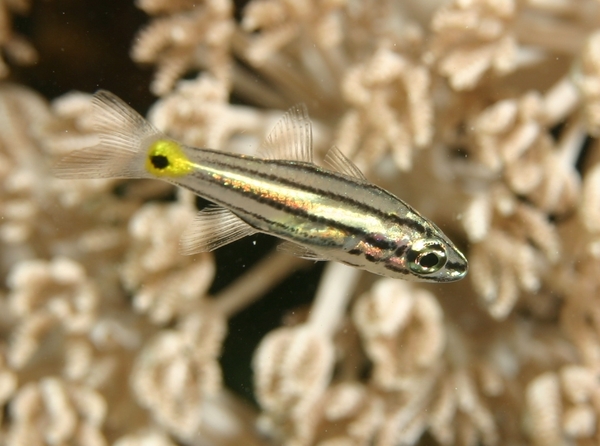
[151,155,169,169]
[419,252,440,268]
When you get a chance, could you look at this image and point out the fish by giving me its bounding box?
[54,91,468,282]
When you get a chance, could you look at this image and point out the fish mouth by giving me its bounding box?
[445,258,468,281]
[408,259,468,282]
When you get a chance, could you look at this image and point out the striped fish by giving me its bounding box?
[54,91,467,282]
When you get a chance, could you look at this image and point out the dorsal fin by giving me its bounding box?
[256,104,313,162]
[324,146,367,180]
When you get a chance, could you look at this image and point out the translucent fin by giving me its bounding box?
[53,90,161,179]
[277,241,327,261]
[257,104,313,162]
[54,143,140,179]
[324,146,366,180]
[180,206,258,255]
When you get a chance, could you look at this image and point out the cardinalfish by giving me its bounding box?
[54,91,468,282]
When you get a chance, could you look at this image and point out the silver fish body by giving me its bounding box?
[54,91,468,282]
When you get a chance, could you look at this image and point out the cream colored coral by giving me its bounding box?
[459,79,587,319]
[464,186,562,318]
[254,263,360,444]
[113,429,178,446]
[0,0,37,78]
[121,200,215,324]
[132,0,234,95]
[575,31,600,136]
[559,366,599,438]
[526,366,600,445]
[468,90,580,215]
[6,377,107,446]
[241,0,345,64]
[254,324,335,442]
[131,309,226,440]
[580,161,600,235]
[353,279,445,389]
[336,44,433,171]
[311,383,383,446]
[451,369,498,446]
[6,257,100,368]
[148,74,274,152]
[350,277,508,446]
[427,0,518,90]
[0,348,17,425]
[0,85,52,244]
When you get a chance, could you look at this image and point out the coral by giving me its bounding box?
[121,200,215,324]
[4,0,600,444]
[576,31,600,136]
[131,0,234,95]
[353,280,445,389]
[240,0,346,64]
[337,42,433,171]
[0,0,36,78]
[131,309,225,440]
[7,377,107,446]
[253,263,359,444]
[426,0,519,91]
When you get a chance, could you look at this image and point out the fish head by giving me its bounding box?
[346,226,467,282]
[375,214,468,282]
[396,235,468,282]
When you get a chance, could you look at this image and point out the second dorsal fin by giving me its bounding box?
[324,146,367,180]
[256,104,313,162]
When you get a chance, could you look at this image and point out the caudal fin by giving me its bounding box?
[53,90,161,179]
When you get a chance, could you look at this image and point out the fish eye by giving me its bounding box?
[150,154,169,169]
[145,140,193,177]
[407,240,447,275]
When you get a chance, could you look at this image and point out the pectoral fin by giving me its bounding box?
[277,241,328,261]
[180,206,257,255]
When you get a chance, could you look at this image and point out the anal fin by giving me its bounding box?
[180,206,257,255]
